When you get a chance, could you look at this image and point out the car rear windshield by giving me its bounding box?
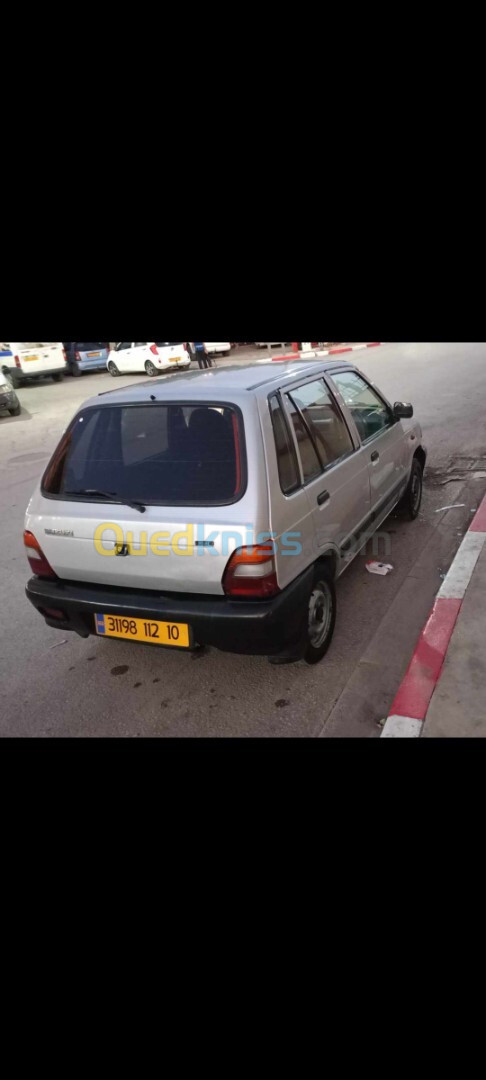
[76,343,108,352]
[42,403,245,506]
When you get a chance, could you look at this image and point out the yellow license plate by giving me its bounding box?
[169,355,182,363]
[24,354,39,362]
[87,351,100,357]
[95,613,190,647]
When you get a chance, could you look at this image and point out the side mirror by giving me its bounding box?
[393,401,413,420]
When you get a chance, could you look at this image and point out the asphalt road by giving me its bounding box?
[1,343,485,738]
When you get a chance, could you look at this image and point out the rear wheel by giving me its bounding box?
[402,459,423,520]
[70,362,81,377]
[52,373,63,382]
[303,563,336,664]
[9,402,21,416]
[108,360,120,377]
[145,360,157,377]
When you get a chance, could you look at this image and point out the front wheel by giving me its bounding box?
[303,564,336,664]
[108,360,120,377]
[402,459,423,520]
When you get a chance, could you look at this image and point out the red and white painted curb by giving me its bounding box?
[381,494,486,737]
[271,343,383,362]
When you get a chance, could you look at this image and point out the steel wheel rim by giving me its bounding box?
[108,362,118,376]
[146,362,156,376]
[411,471,422,512]
[308,582,332,648]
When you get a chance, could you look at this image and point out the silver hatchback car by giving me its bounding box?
[24,360,426,664]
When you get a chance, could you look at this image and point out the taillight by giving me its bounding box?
[222,543,279,599]
[150,344,159,355]
[23,530,58,580]
[14,355,21,369]
[75,351,81,362]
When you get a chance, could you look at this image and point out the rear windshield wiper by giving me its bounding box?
[65,489,146,513]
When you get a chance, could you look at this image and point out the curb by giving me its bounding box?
[381,493,486,737]
[272,343,383,362]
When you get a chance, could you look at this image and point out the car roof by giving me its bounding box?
[86,360,355,409]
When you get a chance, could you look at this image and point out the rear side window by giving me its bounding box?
[285,396,322,483]
[289,379,354,468]
[42,403,245,506]
[269,396,300,494]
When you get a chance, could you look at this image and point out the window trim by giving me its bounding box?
[41,399,248,508]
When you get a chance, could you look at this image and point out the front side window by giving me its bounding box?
[42,403,245,506]
[330,370,393,443]
[289,379,354,469]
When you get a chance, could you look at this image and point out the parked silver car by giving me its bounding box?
[24,360,426,664]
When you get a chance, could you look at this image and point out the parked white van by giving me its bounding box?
[1,343,66,387]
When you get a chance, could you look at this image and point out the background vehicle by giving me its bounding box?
[108,342,191,377]
[205,343,231,356]
[63,343,111,377]
[0,369,20,417]
[0,343,66,387]
[25,360,425,666]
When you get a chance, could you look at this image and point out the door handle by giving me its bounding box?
[317,490,330,506]
[370,451,380,463]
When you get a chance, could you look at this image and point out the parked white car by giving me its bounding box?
[1,342,67,387]
[108,342,191,378]
[205,343,231,356]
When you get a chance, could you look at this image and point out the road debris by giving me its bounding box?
[48,639,67,650]
[434,503,466,512]
[366,561,394,576]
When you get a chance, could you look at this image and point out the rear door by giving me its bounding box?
[281,376,371,566]
[328,368,408,521]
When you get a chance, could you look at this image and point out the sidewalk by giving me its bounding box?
[382,493,486,738]
[422,543,486,736]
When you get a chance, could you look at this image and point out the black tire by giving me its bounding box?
[108,360,120,377]
[145,360,157,377]
[302,562,336,665]
[402,459,423,520]
[52,373,63,382]
[70,362,81,377]
[6,370,21,389]
[9,402,21,416]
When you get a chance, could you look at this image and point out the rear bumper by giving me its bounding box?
[4,365,65,381]
[25,568,314,656]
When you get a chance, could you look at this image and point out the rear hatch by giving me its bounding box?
[76,343,110,369]
[30,397,261,595]
[11,342,66,376]
[152,343,189,368]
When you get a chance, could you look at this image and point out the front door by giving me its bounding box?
[114,342,134,372]
[328,368,408,522]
